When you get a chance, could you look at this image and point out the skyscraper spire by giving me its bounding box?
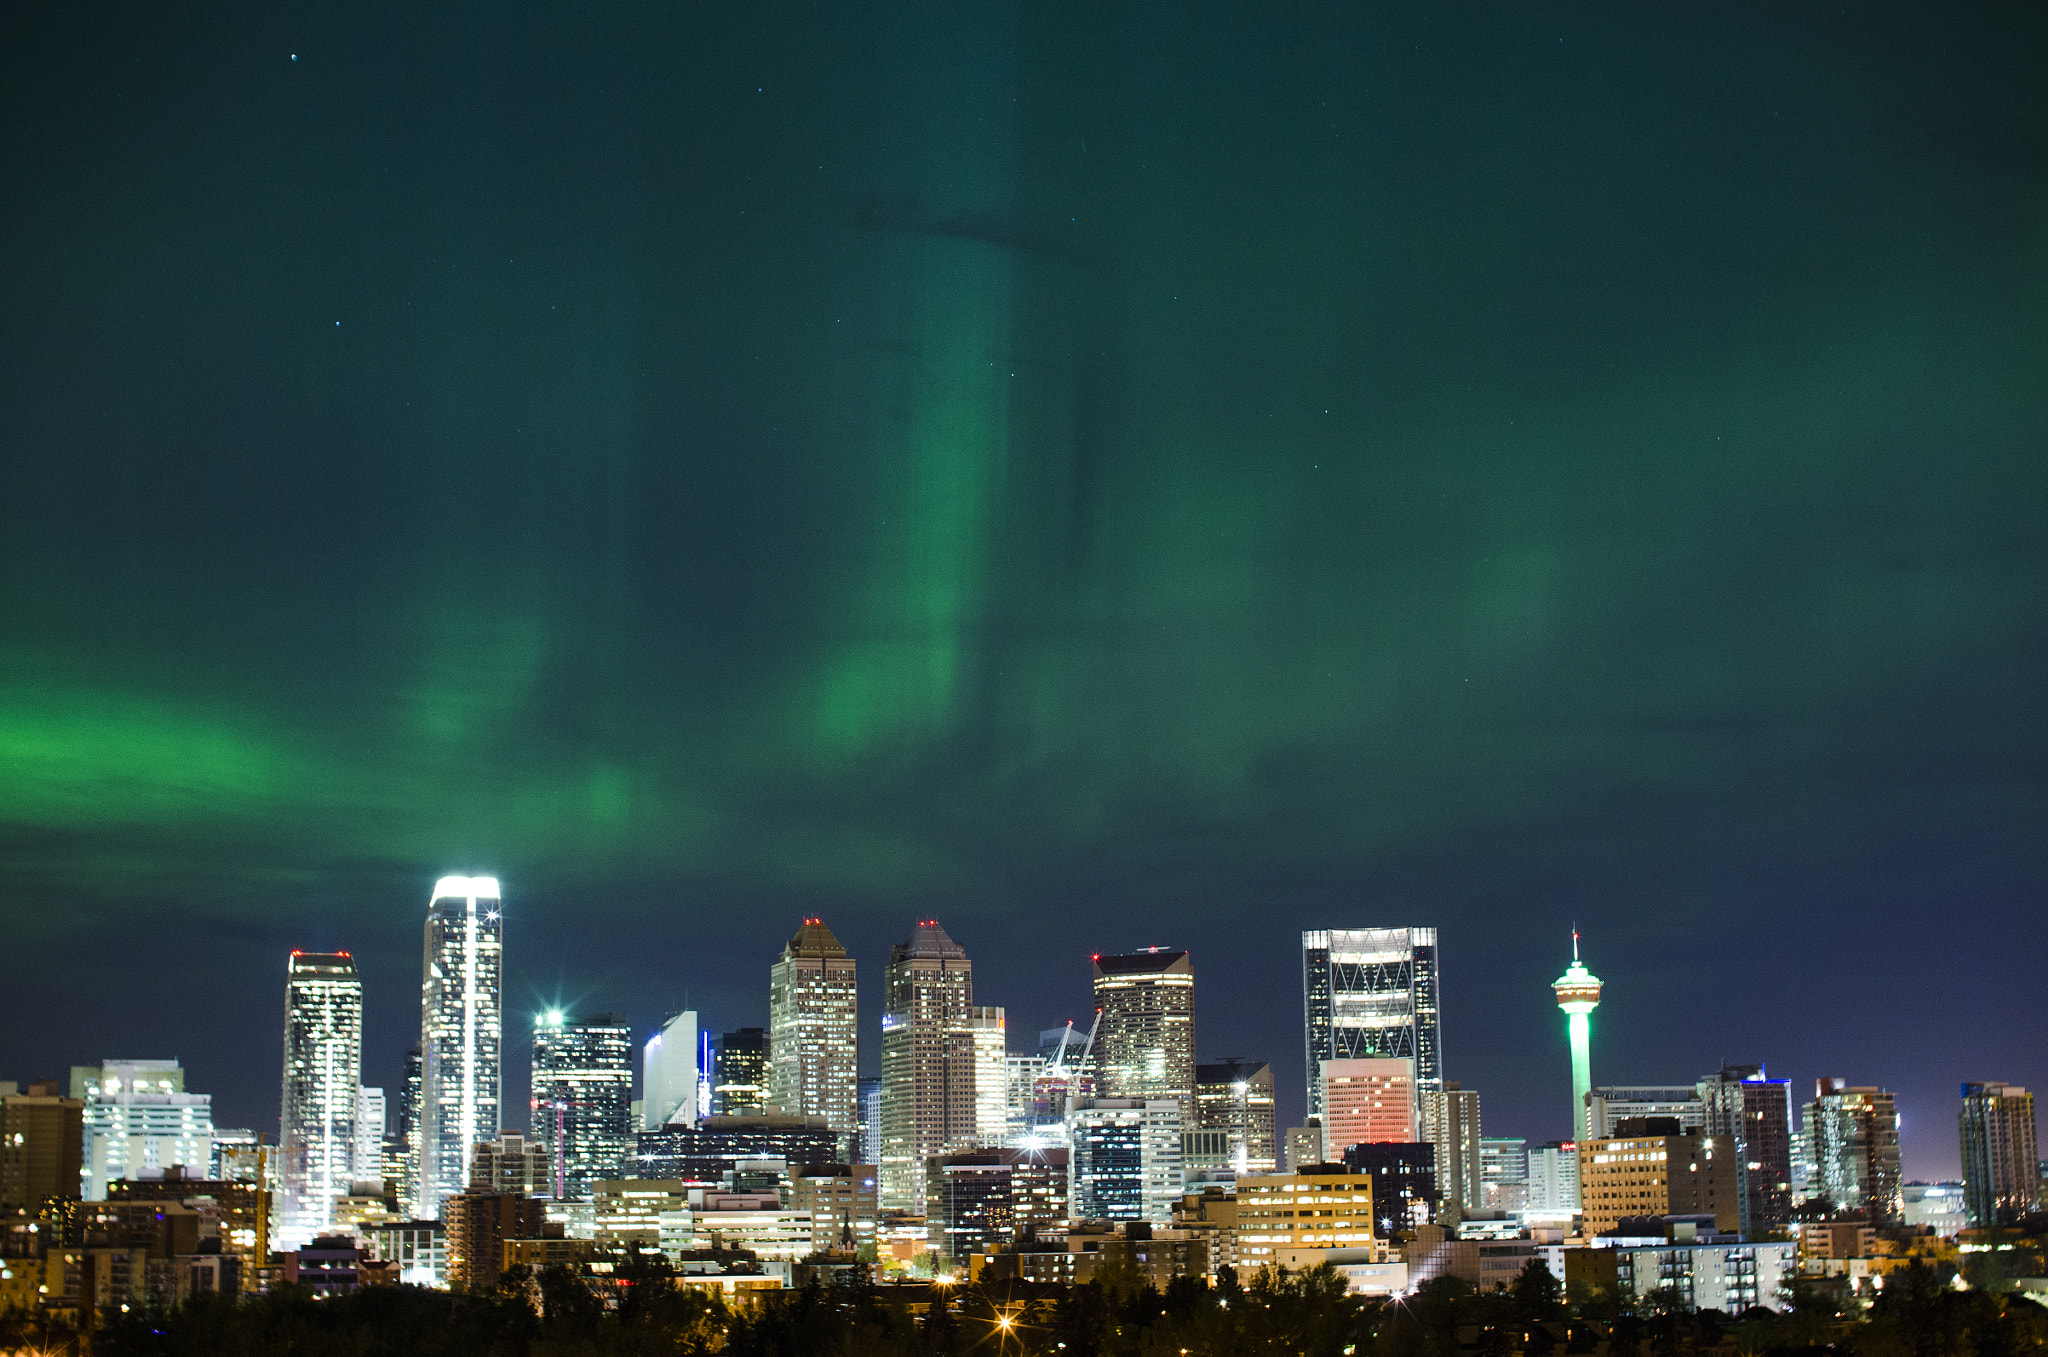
[1552,932,1602,1142]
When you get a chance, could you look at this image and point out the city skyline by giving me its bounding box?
[5,897,2018,1186]
[4,2,2045,1201]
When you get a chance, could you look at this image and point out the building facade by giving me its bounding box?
[1586,1087,1704,1139]
[1303,928,1440,1121]
[1320,1057,1418,1160]
[1959,1082,2039,1227]
[768,918,859,1142]
[0,1083,83,1213]
[1069,1099,1184,1223]
[879,920,977,1212]
[1421,1082,1483,1221]
[278,953,363,1246]
[1342,1142,1439,1237]
[712,1028,769,1117]
[642,1011,699,1131]
[1578,1121,1739,1236]
[72,1060,215,1203]
[1238,1167,1377,1270]
[418,875,504,1220]
[530,1011,633,1202]
[1093,949,1197,1122]
[1481,1137,1529,1214]
[628,1113,840,1182]
[1195,1059,1278,1175]
[1808,1080,1903,1224]
[1698,1064,1792,1236]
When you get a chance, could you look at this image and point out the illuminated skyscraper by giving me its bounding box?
[1092,949,1196,1122]
[1302,928,1439,1121]
[1551,933,1602,1141]
[768,918,859,1143]
[1807,1079,1902,1224]
[418,875,504,1220]
[279,953,363,1245]
[712,1028,769,1117]
[531,1011,633,1201]
[1698,1064,1793,1235]
[1959,1082,2038,1228]
[394,1046,422,1216]
[879,919,977,1211]
[1195,1059,1277,1175]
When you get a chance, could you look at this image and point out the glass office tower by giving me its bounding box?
[418,876,503,1219]
[531,1011,633,1201]
[279,953,363,1246]
[1301,928,1440,1120]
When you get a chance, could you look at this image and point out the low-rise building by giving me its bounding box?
[362,1219,446,1287]
[1238,1167,1376,1271]
[1578,1121,1738,1238]
[791,1163,878,1254]
[445,1192,545,1291]
[1565,1237,1796,1312]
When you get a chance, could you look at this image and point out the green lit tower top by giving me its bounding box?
[1552,931,1603,1142]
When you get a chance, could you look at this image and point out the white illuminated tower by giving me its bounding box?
[418,875,503,1219]
[1552,932,1603,1142]
[279,952,363,1247]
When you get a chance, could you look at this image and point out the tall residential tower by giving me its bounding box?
[1302,928,1440,1121]
[279,953,364,1246]
[418,875,504,1219]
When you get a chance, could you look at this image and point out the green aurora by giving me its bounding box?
[1,1,2044,1156]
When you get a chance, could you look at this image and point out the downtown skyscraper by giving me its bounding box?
[418,875,503,1219]
[1092,949,1197,1123]
[279,951,363,1247]
[530,1012,633,1201]
[879,919,977,1212]
[1302,928,1441,1121]
[767,918,858,1144]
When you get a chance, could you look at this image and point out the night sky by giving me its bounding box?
[3,2,2044,1179]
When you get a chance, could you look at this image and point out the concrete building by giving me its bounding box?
[356,1088,385,1193]
[791,1162,877,1254]
[1196,1059,1277,1175]
[1284,1119,1324,1174]
[1960,1082,2039,1227]
[1093,949,1197,1122]
[1320,1057,1417,1160]
[1808,1080,1903,1223]
[1552,937,1603,1141]
[362,1218,447,1287]
[1170,1186,1242,1277]
[469,1132,551,1196]
[1069,1099,1184,1223]
[1698,1065,1793,1237]
[711,1028,769,1118]
[1578,1120,1739,1237]
[1586,1087,1702,1139]
[1903,1182,1968,1236]
[1565,1235,1798,1312]
[530,1011,633,1201]
[1237,1167,1377,1271]
[1003,1053,1057,1149]
[0,1081,83,1213]
[642,1011,700,1131]
[1303,928,1440,1121]
[73,1060,214,1205]
[967,1008,1008,1147]
[418,875,504,1220]
[768,918,859,1145]
[592,1178,695,1257]
[1480,1138,1528,1214]
[879,919,978,1212]
[445,1191,544,1291]
[1421,1082,1482,1221]
[1525,1140,1581,1221]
